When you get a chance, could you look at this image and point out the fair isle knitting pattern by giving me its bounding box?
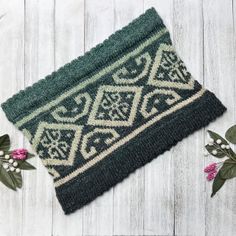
[1,8,226,214]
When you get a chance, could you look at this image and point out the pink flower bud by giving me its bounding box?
[207,170,217,181]
[11,148,28,160]
[204,163,217,173]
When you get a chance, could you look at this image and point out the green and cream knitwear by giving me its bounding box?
[1,8,226,214]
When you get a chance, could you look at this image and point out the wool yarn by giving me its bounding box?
[1,8,226,214]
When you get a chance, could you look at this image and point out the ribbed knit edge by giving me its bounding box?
[55,90,226,214]
[1,7,165,124]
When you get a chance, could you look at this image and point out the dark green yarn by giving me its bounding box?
[1,8,226,215]
[56,91,226,214]
[1,7,166,124]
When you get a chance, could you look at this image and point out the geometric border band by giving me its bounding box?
[55,88,205,187]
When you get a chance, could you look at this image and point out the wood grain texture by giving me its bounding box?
[0,0,235,235]
[22,1,54,236]
[0,1,24,236]
[52,1,84,236]
[203,1,236,236]
[172,1,205,235]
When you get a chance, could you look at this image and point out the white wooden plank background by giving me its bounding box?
[0,0,235,235]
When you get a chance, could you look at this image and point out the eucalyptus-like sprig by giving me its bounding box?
[204,126,236,197]
[0,134,36,191]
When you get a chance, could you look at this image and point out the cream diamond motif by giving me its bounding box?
[32,122,83,166]
[87,85,142,127]
[148,43,194,90]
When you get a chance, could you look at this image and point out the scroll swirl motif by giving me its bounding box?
[140,88,181,118]
[112,52,152,84]
[51,93,92,122]
[81,128,120,160]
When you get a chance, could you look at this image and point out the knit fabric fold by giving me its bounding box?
[1,8,226,214]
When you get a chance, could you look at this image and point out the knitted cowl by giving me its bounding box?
[1,8,226,214]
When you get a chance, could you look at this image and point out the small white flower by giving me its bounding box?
[9,166,15,172]
[226,145,230,149]
[8,159,14,164]
[208,138,214,145]
[13,161,18,167]
[212,150,217,155]
[3,163,9,169]
[0,150,4,156]
[4,154,10,159]
[216,139,222,144]
[204,151,209,156]
[221,144,226,149]
[15,168,21,173]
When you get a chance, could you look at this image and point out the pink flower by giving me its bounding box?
[204,163,217,173]
[207,170,217,181]
[11,148,28,160]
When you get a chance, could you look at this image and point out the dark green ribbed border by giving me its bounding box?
[55,90,226,214]
[1,7,166,124]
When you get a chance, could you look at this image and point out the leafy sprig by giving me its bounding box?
[0,134,36,191]
[205,126,236,197]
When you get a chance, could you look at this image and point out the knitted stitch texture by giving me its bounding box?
[1,8,226,214]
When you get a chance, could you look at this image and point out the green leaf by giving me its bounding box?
[225,125,236,144]
[207,130,236,159]
[205,144,225,158]
[211,171,226,197]
[27,153,35,159]
[0,134,10,152]
[219,160,236,179]
[207,130,228,144]
[17,160,36,170]
[9,171,22,188]
[0,166,16,190]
